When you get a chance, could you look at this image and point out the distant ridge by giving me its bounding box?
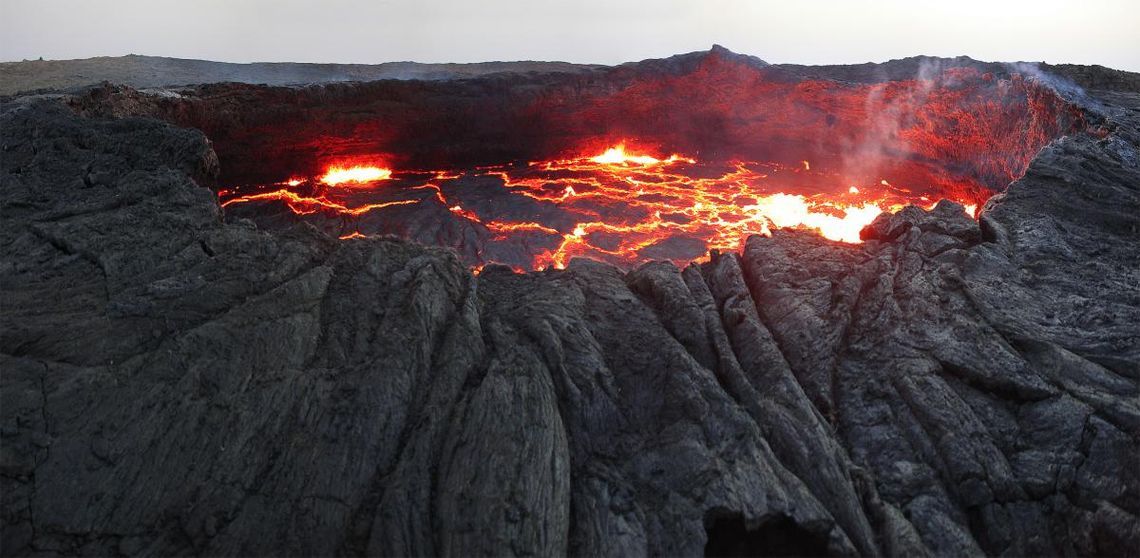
[0,54,604,96]
[3,47,1138,97]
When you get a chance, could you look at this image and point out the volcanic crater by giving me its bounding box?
[2,47,1138,557]
[67,46,1085,269]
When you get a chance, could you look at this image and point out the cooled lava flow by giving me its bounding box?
[220,144,984,270]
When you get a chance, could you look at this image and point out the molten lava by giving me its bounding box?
[220,144,985,270]
[587,144,695,166]
[320,165,392,186]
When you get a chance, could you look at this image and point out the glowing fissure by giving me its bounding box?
[220,145,984,270]
[219,188,416,216]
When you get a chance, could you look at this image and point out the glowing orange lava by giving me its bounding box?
[320,165,392,186]
[587,144,695,166]
[220,144,985,270]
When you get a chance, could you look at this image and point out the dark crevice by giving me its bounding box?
[704,512,832,558]
[198,238,215,257]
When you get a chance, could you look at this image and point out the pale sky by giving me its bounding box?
[2,0,1138,71]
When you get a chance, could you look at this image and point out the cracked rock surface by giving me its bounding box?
[2,82,1138,556]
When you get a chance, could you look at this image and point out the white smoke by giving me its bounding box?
[1003,61,1104,116]
[840,59,946,187]
[840,58,1093,194]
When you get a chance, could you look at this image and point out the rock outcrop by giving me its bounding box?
[1,60,1138,556]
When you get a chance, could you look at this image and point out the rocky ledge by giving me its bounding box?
[2,75,1139,556]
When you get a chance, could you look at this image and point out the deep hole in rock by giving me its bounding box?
[704,513,832,558]
[69,50,1085,270]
